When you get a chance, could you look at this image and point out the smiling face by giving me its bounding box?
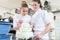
[20,7,28,16]
[32,1,40,11]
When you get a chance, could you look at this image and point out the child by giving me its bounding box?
[13,3,33,40]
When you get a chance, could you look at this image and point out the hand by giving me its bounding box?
[17,20,23,25]
[35,33,42,39]
[15,20,23,30]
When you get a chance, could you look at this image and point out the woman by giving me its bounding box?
[31,0,53,40]
[13,3,33,40]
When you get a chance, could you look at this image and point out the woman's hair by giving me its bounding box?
[21,1,28,8]
[32,0,42,8]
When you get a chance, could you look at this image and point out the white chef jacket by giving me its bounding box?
[13,14,32,38]
[13,14,31,28]
[31,9,52,39]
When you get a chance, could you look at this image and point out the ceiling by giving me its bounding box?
[0,0,32,10]
[0,0,60,11]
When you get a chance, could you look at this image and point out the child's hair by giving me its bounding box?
[32,0,42,8]
[21,1,28,8]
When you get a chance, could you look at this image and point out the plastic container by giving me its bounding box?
[0,21,11,34]
[0,34,12,40]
